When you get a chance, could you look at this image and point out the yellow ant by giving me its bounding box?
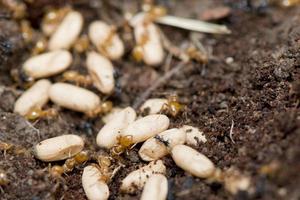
[48,151,90,179]
[0,169,9,186]
[94,155,113,183]
[110,135,134,156]
[20,20,34,43]
[132,32,149,62]
[42,7,71,30]
[47,164,68,193]
[97,26,117,58]
[10,69,34,89]
[62,151,90,172]
[0,141,30,157]
[94,154,123,183]
[73,35,90,53]
[142,0,167,22]
[85,101,113,118]
[47,151,90,193]
[0,141,13,157]
[2,0,26,19]
[161,94,184,117]
[61,70,93,87]
[46,151,88,192]
[32,37,48,55]
[132,5,166,62]
[49,165,65,179]
[186,46,208,64]
[25,107,58,121]
[146,5,167,22]
[280,0,300,7]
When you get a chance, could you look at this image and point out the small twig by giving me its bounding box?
[133,61,187,109]
[130,142,138,149]
[163,53,173,72]
[25,120,40,140]
[156,15,231,34]
[229,120,235,144]
[110,165,122,180]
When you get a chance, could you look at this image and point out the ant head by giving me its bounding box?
[97,155,111,167]
[26,107,43,120]
[62,70,79,79]
[74,151,89,164]
[49,165,64,178]
[118,135,133,147]
[168,93,179,102]
[100,101,113,113]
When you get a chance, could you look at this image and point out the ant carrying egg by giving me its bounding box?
[97,26,117,57]
[42,7,71,36]
[132,32,149,62]
[130,5,166,66]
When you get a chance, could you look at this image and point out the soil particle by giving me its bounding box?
[0,19,25,84]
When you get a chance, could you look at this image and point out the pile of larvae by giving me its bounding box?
[11,5,251,200]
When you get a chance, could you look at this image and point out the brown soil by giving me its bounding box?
[0,0,299,200]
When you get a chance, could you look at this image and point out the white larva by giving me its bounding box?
[23,50,72,79]
[96,107,136,149]
[121,114,169,144]
[48,11,83,50]
[140,98,168,114]
[49,83,100,113]
[102,107,123,124]
[34,134,84,162]
[135,23,164,66]
[120,160,166,193]
[171,145,215,178]
[140,174,168,200]
[131,14,164,66]
[14,79,51,116]
[139,128,186,161]
[86,51,115,94]
[88,21,124,60]
[82,165,109,200]
[180,125,207,146]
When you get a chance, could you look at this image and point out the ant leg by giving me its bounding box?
[110,165,122,180]
[159,103,169,115]
[129,142,137,150]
